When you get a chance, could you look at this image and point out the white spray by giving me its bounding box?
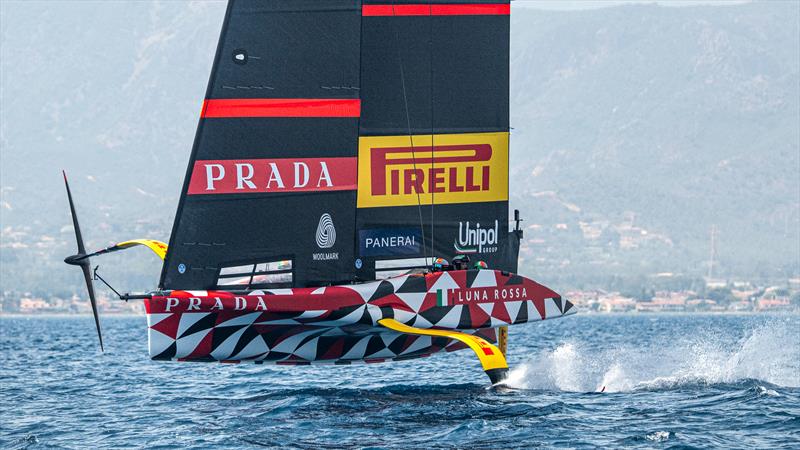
[503,320,800,392]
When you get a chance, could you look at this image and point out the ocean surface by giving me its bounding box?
[1,314,798,449]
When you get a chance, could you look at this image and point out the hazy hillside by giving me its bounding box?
[1,1,225,294]
[1,1,798,294]
[508,2,799,284]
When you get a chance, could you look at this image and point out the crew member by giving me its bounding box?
[432,257,451,272]
[452,255,471,270]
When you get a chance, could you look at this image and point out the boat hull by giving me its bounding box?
[144,269,574,364]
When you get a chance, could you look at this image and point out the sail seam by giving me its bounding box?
[392,0,428,265]
[428,0,435,262]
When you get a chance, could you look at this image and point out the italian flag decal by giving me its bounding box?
[437,289,447,307]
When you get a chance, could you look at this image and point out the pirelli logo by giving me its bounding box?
[357,132,509,208]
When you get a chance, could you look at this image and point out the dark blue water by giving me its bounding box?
[1,314,798,449]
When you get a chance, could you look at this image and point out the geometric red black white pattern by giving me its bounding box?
[144,269,575,365]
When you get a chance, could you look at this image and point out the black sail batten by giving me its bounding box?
[160,0,362,290]
[355,0,518,279]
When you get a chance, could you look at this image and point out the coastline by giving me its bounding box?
[1,311,797,319]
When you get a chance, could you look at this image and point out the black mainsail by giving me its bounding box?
[160,0,362,289]
[160,0,518,290]
[356,0,515,279]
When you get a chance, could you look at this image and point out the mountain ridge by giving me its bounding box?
[1,1,797,293]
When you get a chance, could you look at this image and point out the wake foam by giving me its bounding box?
[503,320,800,392]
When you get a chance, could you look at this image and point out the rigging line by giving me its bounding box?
[428,0,435,261]
[392,1,429,264]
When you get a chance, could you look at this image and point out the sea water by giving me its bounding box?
[1,314,798,448]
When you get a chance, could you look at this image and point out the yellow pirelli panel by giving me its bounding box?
[357,132,509,208]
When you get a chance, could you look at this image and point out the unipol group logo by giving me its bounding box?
[313,213,338,261]
[187,157,357,195]
[454,220,499,254]
[357,132,509,208]
[315,213,336,249]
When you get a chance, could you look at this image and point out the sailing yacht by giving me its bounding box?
[64,0,575,384]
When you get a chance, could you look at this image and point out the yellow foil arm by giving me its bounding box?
[378,318,509,384]
[113,239,168,260]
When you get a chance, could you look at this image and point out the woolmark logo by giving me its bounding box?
[454,220,499,254]
[315,213,336,249]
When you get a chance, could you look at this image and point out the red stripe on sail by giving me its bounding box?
[202,99,361,118]
[362,4,510,16]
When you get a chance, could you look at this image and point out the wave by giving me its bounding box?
[503,320,800,392]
